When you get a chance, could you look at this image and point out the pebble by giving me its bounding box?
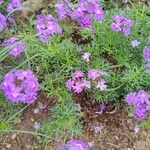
[33,108,40,114]
[11,133,17,140]
[31,118,34,122]
[15,118,22,124]
[6,143,11,149]
[134,125,140,134]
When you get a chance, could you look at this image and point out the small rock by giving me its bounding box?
[11,133,17,140]
[33,108,40,114]
[15,118,22,124]
[125,148,133,150]
[134,125,140,134]
[6,143,11,149]
[74,103,82,112]
[31,118,34,122]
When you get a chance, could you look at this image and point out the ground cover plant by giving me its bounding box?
[0,0,150,149]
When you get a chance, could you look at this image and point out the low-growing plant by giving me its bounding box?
[41,99,83,141]
[0,0,150,145]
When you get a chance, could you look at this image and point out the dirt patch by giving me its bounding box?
[71,30,92,45]
[73,92,150,150]
[0,92,56,150]
[0,92,150,150]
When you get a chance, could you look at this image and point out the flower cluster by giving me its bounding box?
[66,69,107,93]
[143,46,150,62]
[36,14,62,43]
[0,70,39,104]
[66,70,91,93]
[55,0,73,20]
[125,90,150,120]
[82,52,91,62]
[1,37,26,58]
[111,15,133,36]
[131,40,140,48]
[0,0,3,4]
[88,69,107,91]
[55,0,104,28]
[0,13,6,31]
[7,0,23,12]
[143,46,150,74]
[73,0,104,28]
[57,139,88,150]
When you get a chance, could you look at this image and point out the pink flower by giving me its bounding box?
[82,52,91,62]
[96,80,107,91]
[73,70,84,79]
[82,79,91,88]
[131,40,140,48]
[88,69,105,80]
[72,81,84,93]
[93,125,104,134]
[65,78,74,90]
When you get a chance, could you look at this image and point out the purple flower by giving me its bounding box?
[146,101,150,111]
[65,78,74,90]
[0,13,6,31]
[1,37,19,46]
[8,16,15,23]
[72,0,104,28]
[88,69,105,80]
[93,5,104,20]
[96,80,107,91]
[0,0,3,4]
[66,70,90,93]
[111,15,133,36]
[131,40,140,48]
[82,52,91,62]
[36,14,62,43]
[73,70,84,79]
[57,146,67,150]
[72,81,84,93]
[82,79,91,88]
[66,69,106,93]
[145,63,150,74]
[57,139,88,150]
[1,37,26,58]
[0,70,39,104]
[136,90,149,104]
[55,0,73,20]
[125,92,136,105]
[99,102,106,112]
[79,15,92,28]
[7,0,23,12]
[125,90,150,120]
[134,106,146,120]
[67,139,88,150]
[9,43,26,58]
[143,46,150,62]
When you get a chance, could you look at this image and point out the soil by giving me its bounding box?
[0,92,150,150]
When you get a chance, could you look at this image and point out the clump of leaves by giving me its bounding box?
[41,99,83,141]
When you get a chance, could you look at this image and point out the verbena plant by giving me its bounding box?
[0,0,150,141]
